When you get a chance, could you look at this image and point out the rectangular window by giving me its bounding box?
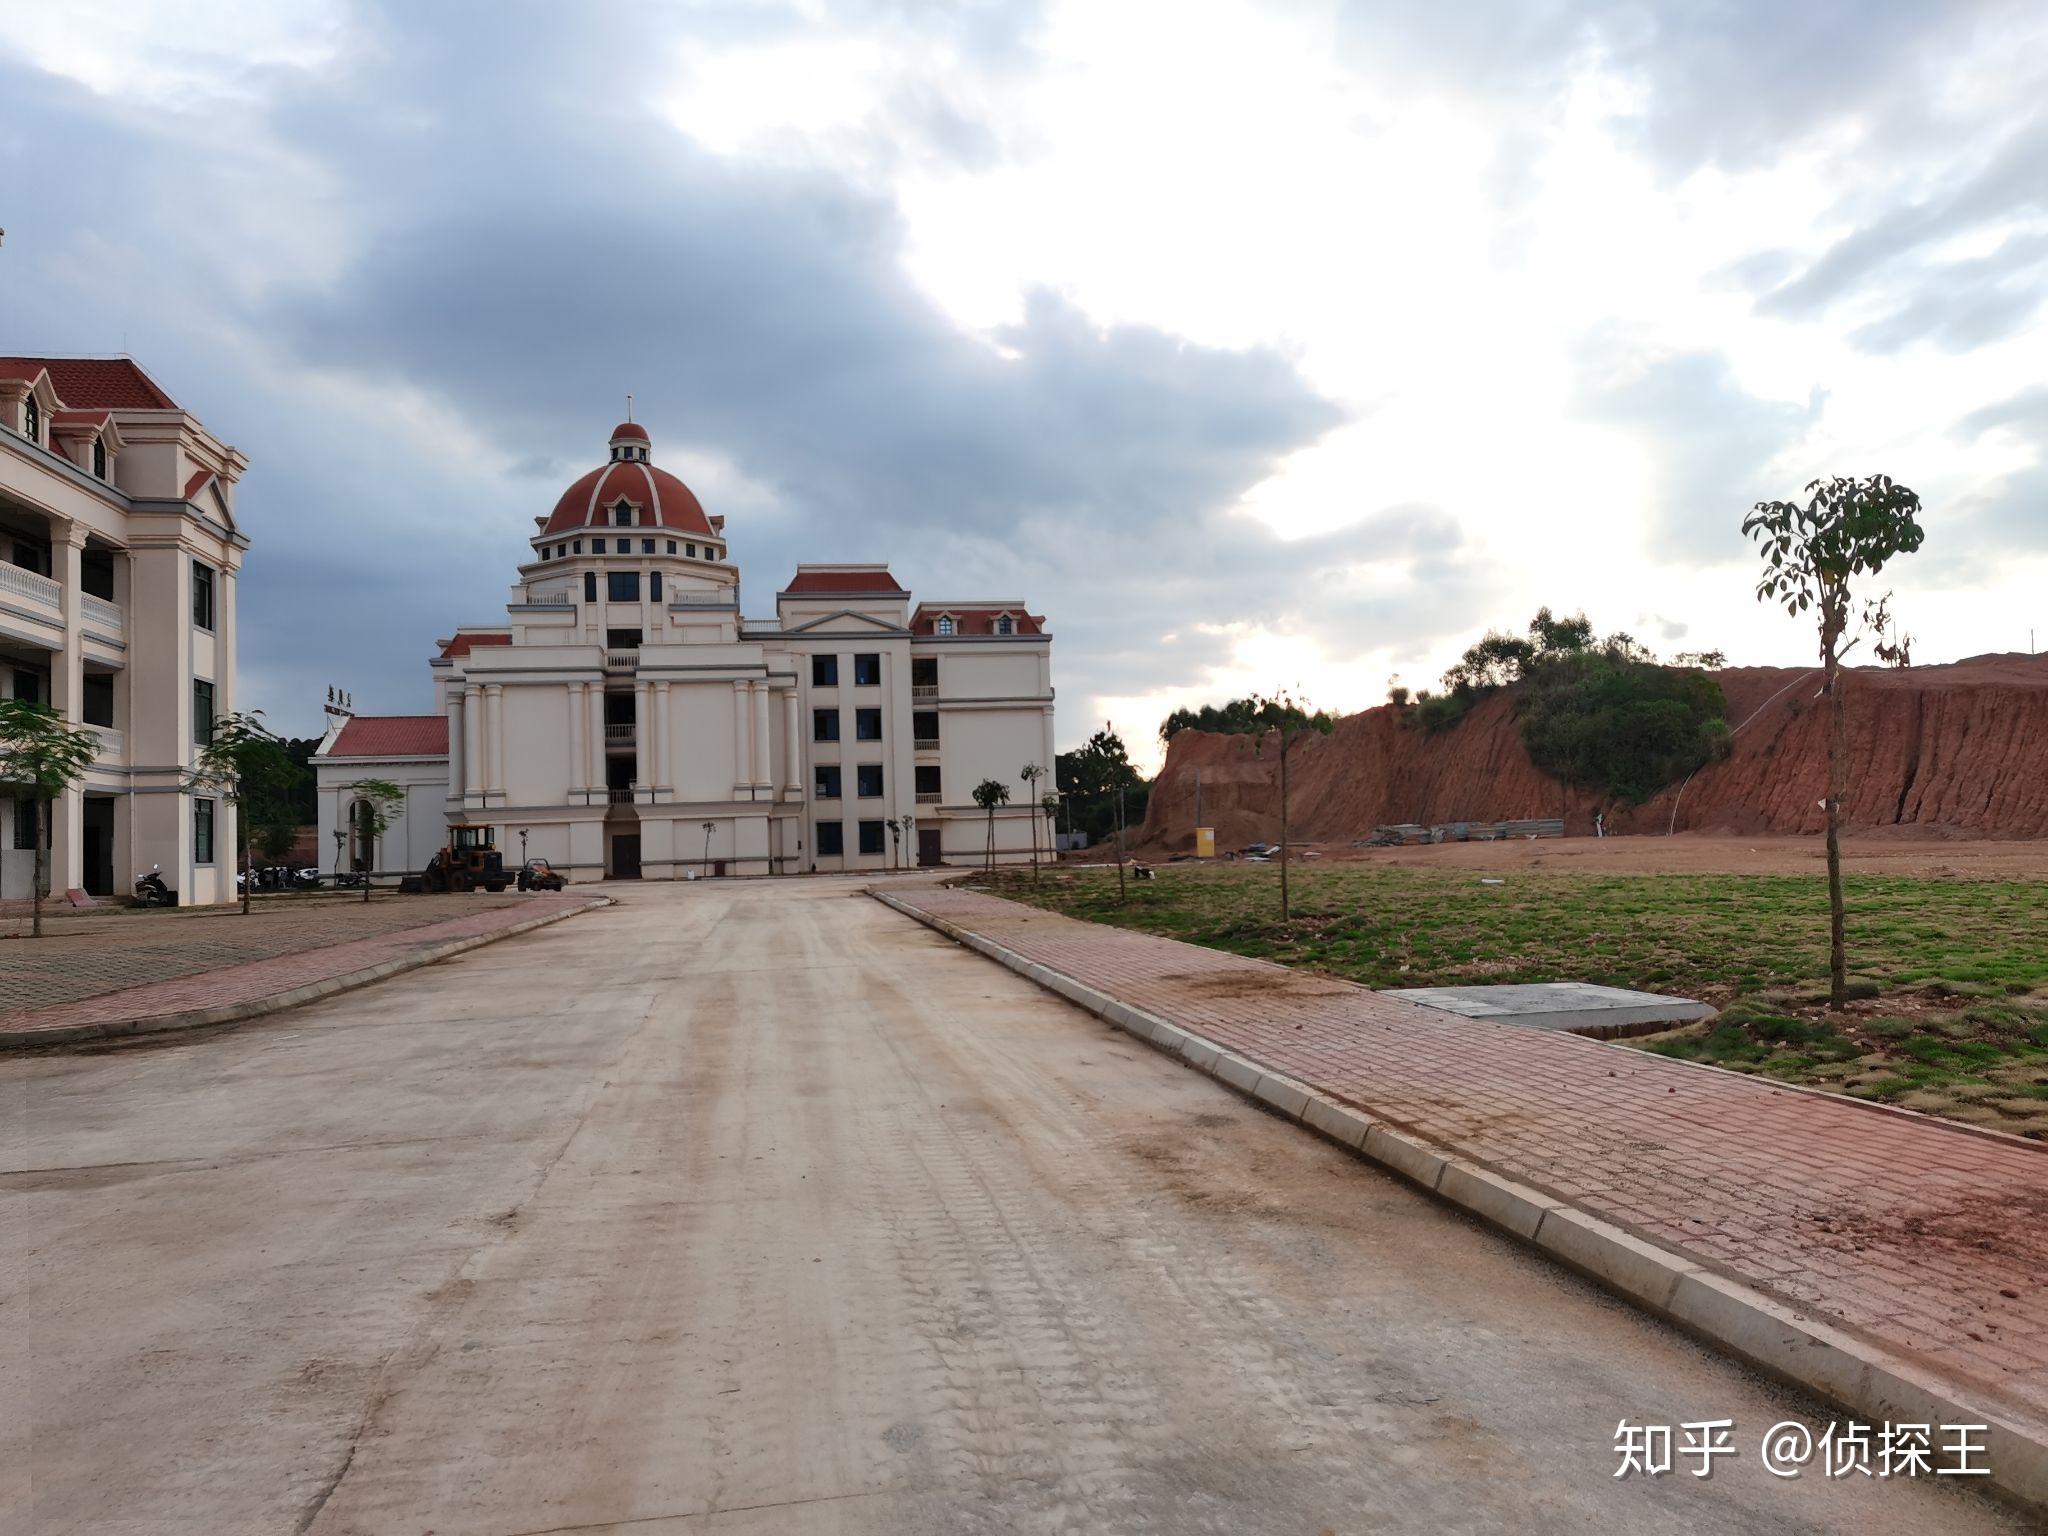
[667,540,678,554]
[608,570,640,602]
[641,538,654,554]
[82,673,114,728]
[649,571,662,601]
[913,710,938,744]
[191,561,216,630]
[192,679,215,745]
[915,764,941,796]
[815,764,842,799]
[812,708,840,742]
[12,797,38,851]
[193,797,215,863]
[855,707,882,741]
[614,506,632,527]
[858,820,886,856]
[584,571,597,602]
[852,653,881,686]
[573,539,583,554]
[811,654,839,687]
[816,820,844,857]
[593,538,607,553]
[856,763,883,798]
[686,543,697,558]
[606,628,642,649]
[910,656,937,688]
[11,668,43,705]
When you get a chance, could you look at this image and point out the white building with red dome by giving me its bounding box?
[317,421,1054,880]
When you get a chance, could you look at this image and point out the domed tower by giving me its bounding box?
[514,422,737,646]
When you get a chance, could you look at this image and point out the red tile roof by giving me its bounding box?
[782,567,905,595]
[183,467,216,498]
[0,357,177,410]
[910,604,1044,636]
[544,458,712,539]
[437,632,513,659]
[327,714,448,758]
[50,408,112,428]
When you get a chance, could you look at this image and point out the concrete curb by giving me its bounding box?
[872,888,2048,1515]
[0,898,613,1050]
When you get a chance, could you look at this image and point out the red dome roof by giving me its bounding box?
[540,428,713,539]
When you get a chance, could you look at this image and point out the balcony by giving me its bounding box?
[0,561,60,615]
[604,650,639,671]
[81,594,123,634]
[913,737,940,752]
[915,790,942,805]
[89,725,123,764]
[604,722,636,745]
[911,683,938,701]
[607,785,637,804]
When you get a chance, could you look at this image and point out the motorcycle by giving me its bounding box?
[133,865,176,907]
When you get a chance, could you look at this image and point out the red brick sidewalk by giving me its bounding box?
[889,886,2048,1438]
[0,895,605,1045]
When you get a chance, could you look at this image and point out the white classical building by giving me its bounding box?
[317,420,1053,880]
[2,356,248,905]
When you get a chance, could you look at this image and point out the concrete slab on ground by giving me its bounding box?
[1383,980,1715,1039]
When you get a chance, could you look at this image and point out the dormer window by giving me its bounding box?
[936,615,956,636]
[22,395,38,444]
[996,615,1015,635]
[92,437,107,479]
[613,501,633,527]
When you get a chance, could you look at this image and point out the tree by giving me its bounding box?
[1019,762,1045,879]
[0,700,101,938]
[1040,792,1061,865]
[1054,730,1147,844]
[1744,474,1925,1009]
[971,778,1010,873]
[185,710,299,915]
[344,778,406,904]
[896,813,916,869]
[1247,691,1326,921]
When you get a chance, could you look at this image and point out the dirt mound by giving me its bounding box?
[1140,652,2048,849]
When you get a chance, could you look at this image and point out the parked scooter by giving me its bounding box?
[133,865,176,907]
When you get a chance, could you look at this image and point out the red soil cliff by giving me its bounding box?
[1139,653,2048,849]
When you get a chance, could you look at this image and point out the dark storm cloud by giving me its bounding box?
[1571,339,1821,564]
[2,1,1420,744]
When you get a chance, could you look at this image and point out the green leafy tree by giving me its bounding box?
[971,778,1010,873]
[1054,729,1147,844]
[1745,474,1925,1009]
[0,700,101,937]
[1040,792,1061,863]
[185,709,300,915]
[344,778,406,903]
[1161,693,1336,742]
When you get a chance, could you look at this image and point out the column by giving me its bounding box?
[654,682,671,791]
[485,684,505,798]
[587,684,606,792]
[632,679,650,792]
[751,681,771,791]
[733,681,752,792]
[566,682,585,793]
[50,525,88,893]
[462,683,483,799]
[218,562,238,716]
[783,688,801,795]
[446,690,466,805]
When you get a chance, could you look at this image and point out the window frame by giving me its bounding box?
[857,819,887,856]
[811,654,839,688]
[193,796,216,864]
[191,561,217,631]
[815,764,842,799]
[852,653,881,686]
[854,707,883,741]
[815,820,845,857]
[192,679,216,746]
[812,708,841,743]
[856,763,884,798]
[607,570,641,603]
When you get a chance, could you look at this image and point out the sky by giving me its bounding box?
[2,0,2044,770]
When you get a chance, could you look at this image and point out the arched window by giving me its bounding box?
[22,395,39,444]
[614,502,633,527]
[996,615,1015,635]
[92,437,108,479]
[936,615,956,636]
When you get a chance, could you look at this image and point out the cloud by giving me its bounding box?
[1571,338,1822,563]
[1954,386,2048,548]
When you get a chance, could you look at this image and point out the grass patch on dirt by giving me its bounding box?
[975,862,2048,1139]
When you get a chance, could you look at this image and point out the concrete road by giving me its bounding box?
[1,877,2020,1534]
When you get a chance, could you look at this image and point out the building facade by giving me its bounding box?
[1,357,248,905]
[317,422,1053,880]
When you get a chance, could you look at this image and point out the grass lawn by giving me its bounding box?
[974,861,2048,1140]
